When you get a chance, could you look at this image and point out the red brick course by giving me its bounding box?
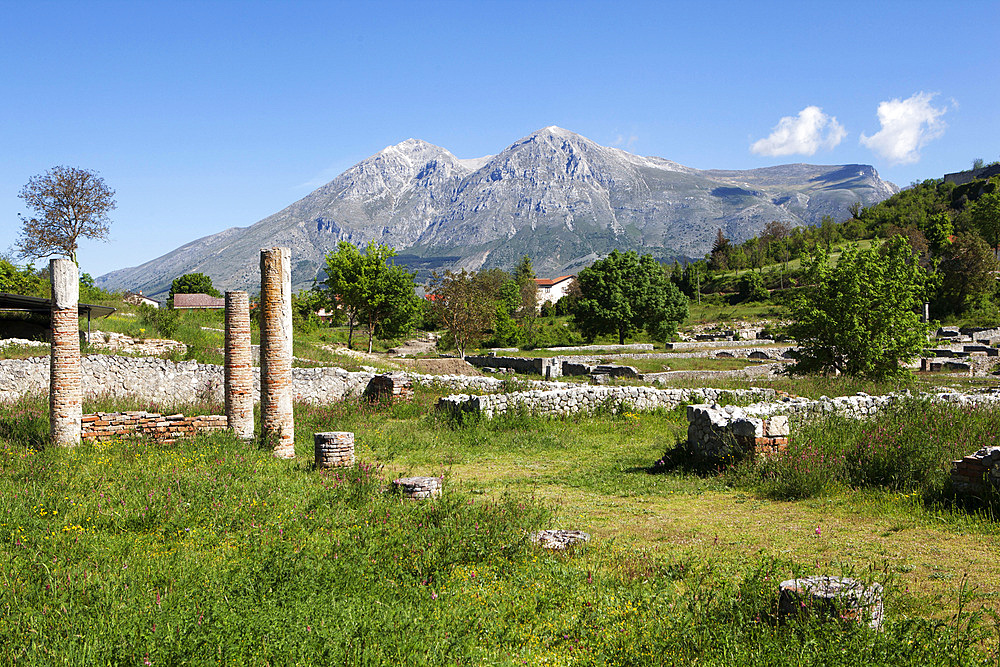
[81,411,227,444]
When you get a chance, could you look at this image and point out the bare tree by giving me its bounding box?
[16,166,115,263]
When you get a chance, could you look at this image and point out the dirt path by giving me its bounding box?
[388,332,439,357]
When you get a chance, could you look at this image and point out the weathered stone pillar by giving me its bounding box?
[224,291,254,440]
[259,247,294,457]
[50,258,82,446]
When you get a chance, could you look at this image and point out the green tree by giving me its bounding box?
[489,278,522,347]
[358,264,421,352]
[786,236,928,380]
[320,242,420,353]
[169,273,221,306]
[428,269,498,358]
[571,250,688,346]
[16,166,115,264]
[969,188,1000,248]
[936,232,1000,316]
[737,271,768,303]
[0,259,45,296]
[291,289,325,334]
[922,213,954,255]
[321,242,365,348]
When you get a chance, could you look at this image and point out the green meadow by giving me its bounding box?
[2,385,999,665]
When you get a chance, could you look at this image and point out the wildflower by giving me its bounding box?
[431,591,438,600]
[815,525,821,536]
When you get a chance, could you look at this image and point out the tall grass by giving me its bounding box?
[2,395,999,663]
[723,400,1000,503]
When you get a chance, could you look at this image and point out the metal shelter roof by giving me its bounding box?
[0,293,116,318]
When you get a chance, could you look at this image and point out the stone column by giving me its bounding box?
[224,291,254,440]
[50,258,82,446]
[259,247,294,458]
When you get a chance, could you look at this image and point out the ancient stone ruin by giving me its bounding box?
[224,291,254,441]
[393,476,442,499]
[82,412,227,444]
[364,373,414,401]
[951,447,1000,496]
[529,529,591,551]
[778,576,884,630]
[49,258,82,447]
[259,247,295,458]
[314,431,355,469]
[686,404,789,460]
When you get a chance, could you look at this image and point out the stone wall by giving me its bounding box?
[436,386,776,419]
[951,447,1000,495]
[665,340,777,351]
[686,404,789,460]
[82,411,227,444]
[0,354,564,405]
[464,355,562,378]
[543,343,654,353]
[465,354,640,379]
[89,331,187,356]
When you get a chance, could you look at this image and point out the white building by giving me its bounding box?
[534,275,575,308]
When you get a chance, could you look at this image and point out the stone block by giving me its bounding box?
[765,415,790,436]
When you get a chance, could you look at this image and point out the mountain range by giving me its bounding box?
[96,126,899,297]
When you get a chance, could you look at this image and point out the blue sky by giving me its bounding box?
[2,0,998,278]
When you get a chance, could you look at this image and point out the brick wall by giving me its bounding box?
[82,411,227,444]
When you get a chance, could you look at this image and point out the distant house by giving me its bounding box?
[123,291,160,309]
[534,275,575,307]
[172,293,225,310]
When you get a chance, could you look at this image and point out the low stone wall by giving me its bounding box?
[82,411,227,444]
[0,354,564,405]
[436,386,776,419]
[920,355,999,377]
[465,355,562,378]
[89,331,187,356]
[544,343,654,353]
[686,404,789,460]
[665,340,777,351]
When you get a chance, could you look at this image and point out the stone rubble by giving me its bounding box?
[528,529,591,550]
[778,576,884,631]
[393,476,442,499]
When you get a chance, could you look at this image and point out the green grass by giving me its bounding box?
[3,391,1000,663]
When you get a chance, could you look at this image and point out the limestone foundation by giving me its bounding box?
[224,291,254,440]
[259,248,295,457]
[49,258,82,446]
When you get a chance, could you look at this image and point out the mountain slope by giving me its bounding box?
[97,127,898,296]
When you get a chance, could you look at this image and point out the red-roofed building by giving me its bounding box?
[172,293,225,310]
[534,275,575,307]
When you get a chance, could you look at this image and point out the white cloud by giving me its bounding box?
[750,106,847,157]
[860,92,948,165]
[610,133,638,150]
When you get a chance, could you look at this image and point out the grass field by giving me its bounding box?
[2,386,999,664]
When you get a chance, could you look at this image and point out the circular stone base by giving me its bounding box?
[529,529,591,550]
[393,476,442,499]
[778,576,884,630]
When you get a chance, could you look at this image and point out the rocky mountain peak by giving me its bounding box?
[97,128,899,298]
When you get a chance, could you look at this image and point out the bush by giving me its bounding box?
[737,272,769,302]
